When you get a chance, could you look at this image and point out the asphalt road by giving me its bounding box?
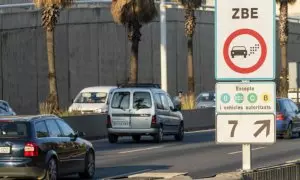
[63,130,300,179]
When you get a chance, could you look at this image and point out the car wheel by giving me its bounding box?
[175,124,184,141]
[44,158,58,180]
[154,126,163,143]
[244,55,247,58]
[108,134,118,143]
[284,123,293,139]
[79,151,95,179]
[132,135,141,142]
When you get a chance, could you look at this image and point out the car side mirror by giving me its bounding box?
[174,104,181,111]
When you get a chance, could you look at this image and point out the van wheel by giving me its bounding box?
[175,124,184,141]
[108,134,118,143]
[154,126,163,143]
[132,135,141,142]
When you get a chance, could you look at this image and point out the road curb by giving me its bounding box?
[200,172,242,180]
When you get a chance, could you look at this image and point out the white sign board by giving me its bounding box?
[215,0,275,80]
[216,114,275,144]
[216,82,276,114]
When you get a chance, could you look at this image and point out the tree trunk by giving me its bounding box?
[46,29,59,112]
[279,2,289,98]
[128,20,142,84]
[185,8,196,95]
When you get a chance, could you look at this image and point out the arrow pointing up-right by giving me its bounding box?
[254,120,270,137]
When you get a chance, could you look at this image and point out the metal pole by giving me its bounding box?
[242,144,252,171]
[160,0,167,92]
[241,80,252,171]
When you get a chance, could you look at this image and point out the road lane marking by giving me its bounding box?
[103,169,152,179]
[228,147,265,155]
[185,129,215,134]
[118,146,164,154]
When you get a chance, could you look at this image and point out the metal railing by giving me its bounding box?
[242,162,300,180]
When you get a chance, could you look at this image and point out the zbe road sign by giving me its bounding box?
[215,0,275,80]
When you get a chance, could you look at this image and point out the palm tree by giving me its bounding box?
[174,0,202,96]
[34,0,73,113]
[276,0,296,97]
[111,0,157,83]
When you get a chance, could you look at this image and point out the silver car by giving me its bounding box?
[106,85,184,143]
[0,100,16,116]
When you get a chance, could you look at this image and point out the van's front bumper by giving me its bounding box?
[107,128,159,136]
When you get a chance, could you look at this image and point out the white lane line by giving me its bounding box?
[185,129,215,134]
[118,146,164,154]
[103,169,152,179]
[228,147,266,155]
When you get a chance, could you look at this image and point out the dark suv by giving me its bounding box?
[0,115,95,179]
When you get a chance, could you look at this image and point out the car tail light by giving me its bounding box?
[276,113,285,121]
[106,115,112,128]
[24,142,38,157]
[151,115,157,124]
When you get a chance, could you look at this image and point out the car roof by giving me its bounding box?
[80,86,117,93]
[112,87,165,93]
[0,114,58,122]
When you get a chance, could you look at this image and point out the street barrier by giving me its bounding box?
[63,108,215,140]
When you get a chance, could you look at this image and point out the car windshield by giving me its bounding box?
[232,46,246,50]
[197,93,215,102]
[0,121,28,138]
[74,92,107,103]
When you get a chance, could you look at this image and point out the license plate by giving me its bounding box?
[0,147,10,154]
[113,121,129,127]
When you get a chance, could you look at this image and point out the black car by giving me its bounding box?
[0,115,95,179]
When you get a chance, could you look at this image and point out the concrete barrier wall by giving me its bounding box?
[63,108,215,140]
[1,7,300,114]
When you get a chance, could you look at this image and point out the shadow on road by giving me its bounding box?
[61,165,171,179]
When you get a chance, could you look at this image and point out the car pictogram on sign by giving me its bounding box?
[231,46,248,58]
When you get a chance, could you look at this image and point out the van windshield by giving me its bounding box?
[0,121,29,138]
[74,92,107,103]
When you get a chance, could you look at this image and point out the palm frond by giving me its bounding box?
[111,0,157,25]
[174,0,202,9]
[33,0,74,8]
[276,0,297,4]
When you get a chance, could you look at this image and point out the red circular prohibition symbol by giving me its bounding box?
[223,28,267,74]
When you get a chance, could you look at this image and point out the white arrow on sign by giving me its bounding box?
[216,114,275,144]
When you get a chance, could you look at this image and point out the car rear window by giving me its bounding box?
[0,121,28,138]
[111,92,130,109]
[133,92,152,109]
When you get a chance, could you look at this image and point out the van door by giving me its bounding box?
[130,91,153,129]
[110,91,131,129]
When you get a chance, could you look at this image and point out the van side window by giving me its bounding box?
[154,94,164,109]
[133,92,152,109]
[160,94,170,110]
[166,95,174,110]
[111,92,130,109]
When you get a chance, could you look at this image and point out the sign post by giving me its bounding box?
[215,0,276,171]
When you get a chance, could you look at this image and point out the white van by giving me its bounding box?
[68,86,117,114]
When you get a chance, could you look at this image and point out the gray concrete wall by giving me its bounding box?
[0,7,300,114]
[63,108,215,140]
